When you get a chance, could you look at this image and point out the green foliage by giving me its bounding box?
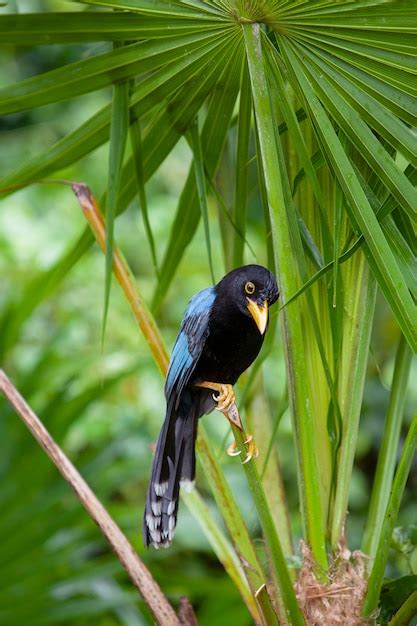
[379,576,417,625]
[1,0,416,623]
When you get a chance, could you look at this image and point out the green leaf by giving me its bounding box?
[0,31,226,115]
[303,42,417,126]
[232,61,252,268]
[292,149,325,196]
[188,116,215,283]
[195,428,278,624]
[130,116,159,277]
[103,51,129,342]
[291,41,417,219]
[0,31,227,193]
[385,220,417,298]
[363,413,417,617]
[286,27,417,73]
[267,43,333,261]
[152,35,243,309]
[75,0,225,18]
[296,41,417,161]
[182,488,262,624]
[232,421,304,625]
[266,34,344,524]
[380,578,417,626]
[111,34,242,274]
[0,38,235,353]
[361,336,413,559]
[282,39,417,351]
[0,12,225,44]
[287,26,417,55]
[278,1,417,32]
[350,164,417,298]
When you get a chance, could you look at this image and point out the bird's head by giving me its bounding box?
[216,265,279,335]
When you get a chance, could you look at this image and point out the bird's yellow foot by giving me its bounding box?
[212,383,235,412]
[195,381,258,461]
[227,434,259,464]
[195,381,241,427]
[196,381,235,411]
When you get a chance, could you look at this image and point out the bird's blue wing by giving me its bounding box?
[165,287,216,407]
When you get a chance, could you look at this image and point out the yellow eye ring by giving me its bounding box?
[245,281,255,295]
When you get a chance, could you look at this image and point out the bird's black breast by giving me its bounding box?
[190,302,264,386]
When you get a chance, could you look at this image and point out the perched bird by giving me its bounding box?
[143,264,279,549]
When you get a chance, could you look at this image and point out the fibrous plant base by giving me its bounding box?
[294,540,376,626]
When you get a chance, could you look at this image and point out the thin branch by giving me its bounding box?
[0,369,180,626]
[72,182,169,376]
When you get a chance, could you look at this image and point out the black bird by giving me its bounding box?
[143,264,279,549]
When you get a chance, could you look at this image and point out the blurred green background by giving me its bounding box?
[1,6,416,624]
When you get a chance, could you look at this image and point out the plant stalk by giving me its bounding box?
[362,334,413,559]
[183,488,261,623]
[0,369,179,626]
[362,412,417,617]
[232,425,305,626]
[243,22,327,573]
[331,259,377,547]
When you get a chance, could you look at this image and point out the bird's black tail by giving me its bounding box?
[143,391,198,549]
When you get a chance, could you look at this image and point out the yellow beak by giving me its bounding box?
[246,298,268,335]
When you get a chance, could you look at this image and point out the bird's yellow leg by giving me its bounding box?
[194,381,258,463]
[195,382,237,417]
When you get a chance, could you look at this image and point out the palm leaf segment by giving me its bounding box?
[0,0,415,349]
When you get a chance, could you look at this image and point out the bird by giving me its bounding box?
[143,264,279,549]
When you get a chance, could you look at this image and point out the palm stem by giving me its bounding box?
[196,425,276,622]
[242,21,327,573]
[362,412,417,617]
[331,259,377,547]
[361,334,413,559]
[232,425,305,626]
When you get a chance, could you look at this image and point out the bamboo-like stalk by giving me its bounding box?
[267,51,336,526]
[361,334,413,559]
[331,258,377,547]
[242,22,328,574]
[0,369,180,626]
[196,427,271,591]
[231,425,305,626]
[362,412,417,617]
[182,488,260,622]
[249,379,293,560]
[72,183,169,375]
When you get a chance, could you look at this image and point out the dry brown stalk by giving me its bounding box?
[0,369,181,626]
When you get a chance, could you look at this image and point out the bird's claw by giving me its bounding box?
[227,441,241,457]
[212,384,236,413]
[194,381,258,460]
[227,434,259,464]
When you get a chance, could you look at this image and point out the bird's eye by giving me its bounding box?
[245,281,255,295]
